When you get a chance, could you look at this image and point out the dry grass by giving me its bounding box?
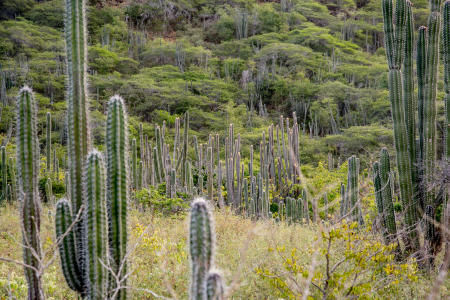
[0,203,448,299]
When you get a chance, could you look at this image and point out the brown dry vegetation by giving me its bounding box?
[0,203,449,299]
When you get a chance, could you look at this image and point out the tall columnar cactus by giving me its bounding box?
[444,1,450,159]
[131,138,137,189]
[417,25,427,211]
[373,162,386,236]
[379,149,398,243]
[84,151,108,299]
[16,86,44,299]
[443,0,450,265]
[382,0,419,252]
[347,156,359,221]
[189,198,215,300]
[340,182,346,217]
[8,157,16,202]
[1,146,7,204]
[65,0,91,290]
[46,112,52,172]
[106,95,129,300]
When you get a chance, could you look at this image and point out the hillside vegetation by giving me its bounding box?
[0,0,449,299]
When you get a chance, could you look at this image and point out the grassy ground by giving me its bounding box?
[0,203,448,299]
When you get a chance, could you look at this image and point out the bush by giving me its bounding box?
[256,221,418,299]
[134,185,189,214]
[25,0,64,29]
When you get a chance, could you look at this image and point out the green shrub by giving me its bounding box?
[134,186,188,214]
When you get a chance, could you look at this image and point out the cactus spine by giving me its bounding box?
[16,87,44,299]
[189,198,215,300]
[106,95,129,300]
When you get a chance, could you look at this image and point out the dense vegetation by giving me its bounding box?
[2,0,430,163]
[0,0,449,299]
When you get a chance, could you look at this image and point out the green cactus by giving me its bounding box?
[8,157,16,202]
[189,198,214,300]
[373,162,387,240]
[65,0,91,290]
[16,86,44,299]
[382,0,419,252]
[445,1,450,159]
[131,138,137,189]
[416,42,426,203]
[46,177,53,204]
[206,271,225,300]
[55,198,83,292]
[181,112,189,182]
[443,0,450,266]
[379,149,398,243]
[340,183,346,217]
[84,150,108,299]
[347,156,359,222]
[106,95,129,300]
[207,146,213,201]
[46,112,52,173]
[1,146,7,204]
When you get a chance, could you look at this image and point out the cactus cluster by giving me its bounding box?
[54,0,130,298]
[128,110,311,222]
[189,198,225,300]
[382,0,448,259]
[56,95,130,299]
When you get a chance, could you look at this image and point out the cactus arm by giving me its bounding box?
[206,271,225,300]
[55,199,83,292]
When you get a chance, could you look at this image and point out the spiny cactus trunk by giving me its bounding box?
[1,146,7,204]
[55,199,83,292]
[417,26,427,212]
[379,148,398,246]
[445,1,450,160]
[131,138,137,189]
[442,0,450,268]
[423,0,442,259]
[382,0,419,253]
[84,151,108,299]
[16,87,44,300]
[190,198,214,300]
[65,0,91,291]
[46,112,51,173]
[106,95,129,300]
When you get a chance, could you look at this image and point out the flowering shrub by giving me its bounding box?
[256,221,418,299]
